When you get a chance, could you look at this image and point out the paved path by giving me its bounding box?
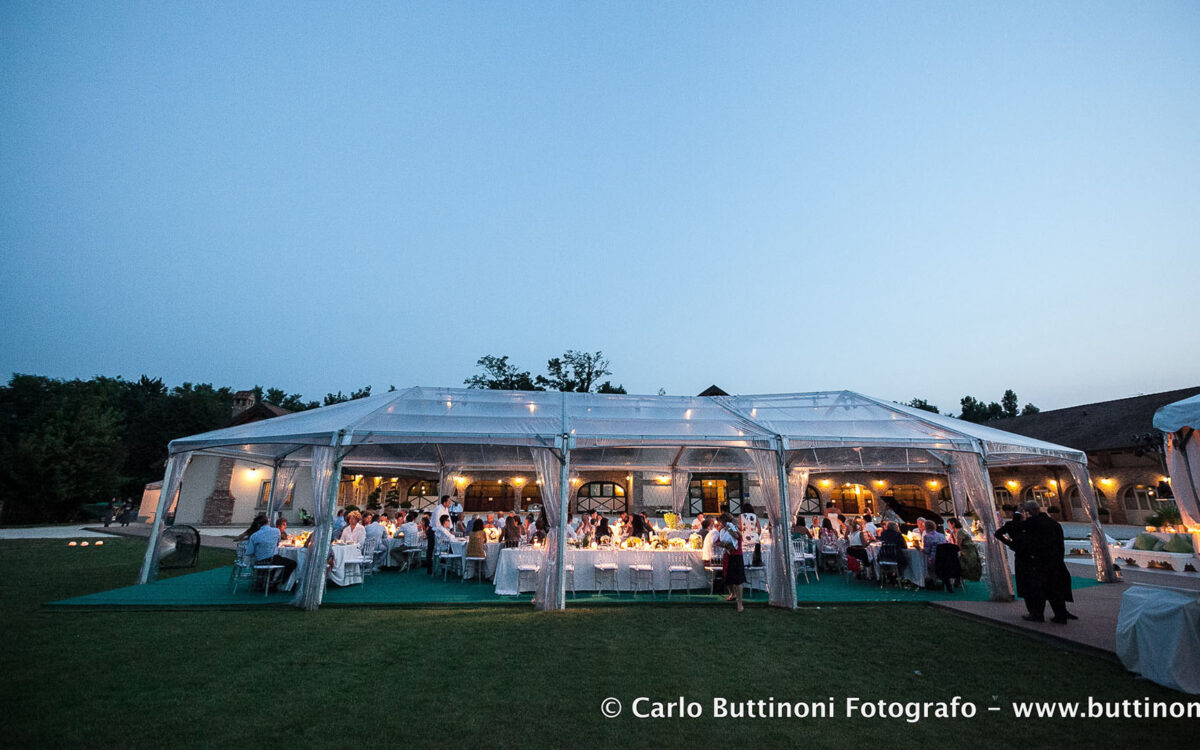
[935,565,1200,656]
[81,524,239,551]
[0,525,121,539]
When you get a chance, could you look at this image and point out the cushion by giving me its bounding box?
[1163,534,1195,554]
[1132,533,1161,551]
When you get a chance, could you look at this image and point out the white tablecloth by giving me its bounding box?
[277,543,366,589]
[493,547,761,595]
[869,544,928,587]
[1116,585,1200,694]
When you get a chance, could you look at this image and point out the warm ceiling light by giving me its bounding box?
[1006,480,1018,488]
[820,479,831,487]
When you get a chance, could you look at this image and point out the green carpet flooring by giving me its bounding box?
[51,565,1101,609]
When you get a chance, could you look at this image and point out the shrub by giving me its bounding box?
[1146,502,1182,527]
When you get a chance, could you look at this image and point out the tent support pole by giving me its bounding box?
[556,445,570,610]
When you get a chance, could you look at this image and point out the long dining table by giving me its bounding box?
[492,545,764,595]
[276,542,366,589]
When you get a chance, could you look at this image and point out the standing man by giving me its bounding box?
[449,495,463,525]
[1021,500,1077,624]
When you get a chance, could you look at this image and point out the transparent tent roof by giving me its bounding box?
[168,387,1085,470]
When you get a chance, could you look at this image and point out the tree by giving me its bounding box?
[464,355,542,391]
[323,386,372,406]
[904,398,939,414]
[958,390,1039,423]
[596,381,627,394]
[535,350,616,393]
[260,387,318,411]
[1001,389,1019,419]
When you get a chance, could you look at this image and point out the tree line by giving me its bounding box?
[0,375,373,524]
[903,389,1040,422]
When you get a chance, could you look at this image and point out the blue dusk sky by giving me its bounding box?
[1,2,1197,412]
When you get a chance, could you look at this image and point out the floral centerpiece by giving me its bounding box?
[485,527,501,542]
[663,512,681,530]
[689,533,703,550]
[667,537,687,549]
[621,537,645,550]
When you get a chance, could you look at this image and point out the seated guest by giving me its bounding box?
[485,512,497,529]
[391,511,422,566]
[845,519,871,575]
[565,514,579,541]
[627,513,651,541]
[454,515,469,536]
[523,514,535,542]
[946,517,982,582]
[331,509,347,539]
[594,516,613,544]
[339,510,366,546]
[248,519,296,591]
[692,512,707,531]
[234,514,269,542]
[877,521,908,574]
[818,517,842,549]
[861,514,878,537]
[466,518,487,560]
[922,522,948,566]
[364,512,387,548]
[275,516,290,542]
[790,513,807,539]
[502,515,523,548]
[494,511,507,532]
[434,514,457,552]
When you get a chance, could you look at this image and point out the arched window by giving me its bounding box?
[1067,486,1107,511]
[934,486,954,515]
[576,481,626,513]
[993,487,1013,507]
[464,481,511,512]
[796,484,821,515]
[1121,485,1157,512]
[832,484,874,515]
[406,480,439,510]
[1022,486,1056,506]
[882,484,924,511]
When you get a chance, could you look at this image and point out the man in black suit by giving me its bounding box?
[1018,500,1077,624]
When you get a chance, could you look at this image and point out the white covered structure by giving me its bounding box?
[1154,393,1200,528]
[138,388,1117,610]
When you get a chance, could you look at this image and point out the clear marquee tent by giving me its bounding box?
[138,388,1117,610]
[1154,393,1200,528]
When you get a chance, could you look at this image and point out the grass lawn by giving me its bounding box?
[0,538,1193,748]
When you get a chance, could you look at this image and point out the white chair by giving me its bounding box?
[465,554,488,583]
[433,543,463,581]
[359,538,380,579]
[229,541,256,594]
[516,564,539,593]
[744,560,766,597]
[629,563,654,598]
[564,564,575,597]
[594,562,618,595]
[666,552,692,598]
[704,547,726,594]
[794,537,820,583]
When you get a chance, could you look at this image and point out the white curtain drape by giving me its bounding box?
[137,451,193,584]
[294,445,341,611]
[787,468,810,521]
[266,460,300,521]
[949,453,1013,601]
[670,467,690,516]
[1064,461,1117,583]
[945,464,973,531]
[531,447,565,611]
[1165,430,1200,527]
[437,464,458,505]
[747,449,796,609]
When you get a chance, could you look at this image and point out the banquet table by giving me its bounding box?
[493,546,762,595]
[277,542,366,589]
[868,544,928,587]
